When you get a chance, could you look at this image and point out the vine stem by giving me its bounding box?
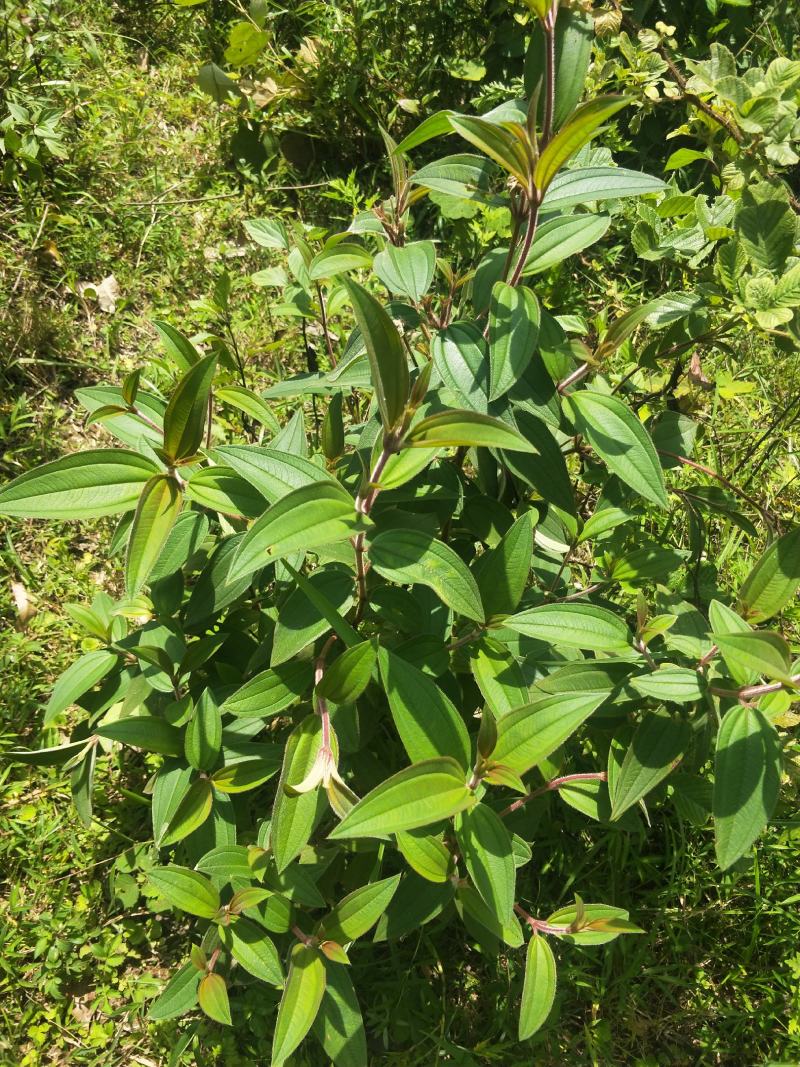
[500,771,607,818]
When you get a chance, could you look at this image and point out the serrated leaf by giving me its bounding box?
[0,450,160,519]
[163,353,217,463]
[610,711,690,820]
[491,692,606,775]
[273,943,326,1065]
[148,865,220,918]
[503,603,631,651]
[328,758,476,839]
[319,875,401,943]
[455,804,515,924]
[378,647,471,769]
[565,391,668,508]
[519,936,557,1040]
[369,528,485,623]
[714,705,781,870]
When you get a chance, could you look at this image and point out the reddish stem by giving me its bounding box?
[501,771,607,818]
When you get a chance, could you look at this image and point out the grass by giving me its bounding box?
[2,2,800,1065]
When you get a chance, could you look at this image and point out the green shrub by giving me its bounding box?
[3,1,800,1061]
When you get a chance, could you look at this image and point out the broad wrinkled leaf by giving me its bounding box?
[534,97,629,193]
[492,692,606,774]
[0,450,160,519]
[489,283,540,399]
[503,603,631,651]
[125,474,182,595]
[163,353,217,463]
[519,936,557,1040]
[328,758,476,839]
[455,804,515,924]
[374,241,436,303]
[714,706,781,870]
[405,410,535,452]
[229,481,368,581]
[737,526,800,622]
[369,528,485,623]
[565,391,668,508]
[610,711,691,820]
[272,943,326,1065]
[341,276,409,431]
[148,865,220,918]
[378,647,471,769]
[319,875,401,943]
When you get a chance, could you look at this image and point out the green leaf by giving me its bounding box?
[271,569,354,667]
[272,716,325,872]
[374,241,436,303]
[737,197,795,273]
[489,283,540,400]
[308,243,373,281]
[148,865,220,918]
[6,739,91,767]
[272,943,326,1066]
[474,512,534,620]
[163,353,217,463]
[95,714,183,756]
[148,963,200,1022]
[216,385,280,431]
[395,109,457,154]
[185,691,222,772]
[312,962,367,1067]
[340,276,409,431]
[0,449,160,519]
[522,214,611,275]
[395,829,453,883]
[159,778,214,846]
[525,5,593,130]
[448,114,529,184]
[534,97,629,193]
[714,706,781,870]
[125,474,183,595]
[564,391,668,508]
[211,756,280,794]
[715,631,793,684]
[455,804,515,924]
[628,667,706,702]
[503,603,631,652]
[378,647,472,769]
[43,649,118,726]
[545,902,640,944]
[405,409,535,452]
[243,217,290,251]
[328,758,476,839]
[491,692,606,775]
[502,411,575,515]
[153,320,200,371]
[185,466,266,519]
[223,661,314,718]
[457,884,524,948]
[319,875,401,943]
[469,638,530,718]
[229,481,369,580]
[369,528,485,622]
[519,936,557,1040]
[198,973,231,1026]
[213,445,336,503]
[541,166,665,211]
[610,711,691,820]
[322,393,345,462]
[197,62,244,103]
[283,563,362,650]
[317,641,377,705]
[737,526,800,622]
[431,322,489,413]
[221,917,283,986]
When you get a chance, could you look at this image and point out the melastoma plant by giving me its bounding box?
[3,0,799,1060]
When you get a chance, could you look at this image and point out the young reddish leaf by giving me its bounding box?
[198,972,232,1026]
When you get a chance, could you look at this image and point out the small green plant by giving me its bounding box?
[3,1,800,1061]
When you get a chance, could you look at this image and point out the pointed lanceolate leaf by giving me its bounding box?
[272,943,326,1066]
[714,705,781,870]
[610,711,691,820]
[0,450,160,519]
[159,777,214,846]
[44,649,119,726]
[184,691,222,771]
[95,714,183,756]
[319,875,401,943]
[455,804,515,925]
[328,758,476,839]
[715,631,793,684]
[519,936,557,1040]
[229,481,369,581]
[405,410,535,452]
[340,276,409,431]
[369,528,485,623]
[272,716,325,872]
[317,641,377,705]
[533,96,629,193]
[489,282,540,400]
[148,865,220,918]
[448,114,529,185]
[736,526,800,622]
[565,391,668,508]
[311,962,368,1067]
[378,647,471,769]
[198,973,232,1026]
[221,917,283,986]
[503,603,631,652]
[474,512,534,620]
[492,693,606,775]
[163,353,217,463]
[125,474,183,594]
